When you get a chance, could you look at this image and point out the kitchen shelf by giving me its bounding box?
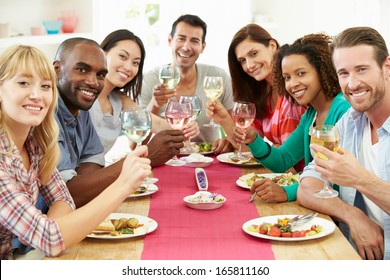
[0,32,94,49]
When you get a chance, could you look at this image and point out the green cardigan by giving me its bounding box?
[248,93,350,201]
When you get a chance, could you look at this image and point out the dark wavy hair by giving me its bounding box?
[228,24,279,119]
[100,29,146,103]
[273,33,341,104]
[170,14,207,43]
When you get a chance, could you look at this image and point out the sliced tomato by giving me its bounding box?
[292,230,306,238]
[268,226,281,237]
[259,225,268,235]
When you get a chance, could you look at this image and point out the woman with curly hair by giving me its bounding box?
[206,24,306,159]
[233,33,351,202]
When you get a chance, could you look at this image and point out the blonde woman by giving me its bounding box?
[0,45,150,259]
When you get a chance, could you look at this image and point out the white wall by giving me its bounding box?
[250,0,390,46]
[1,0,389,71]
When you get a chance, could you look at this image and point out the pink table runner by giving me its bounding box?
[141,158,275,260]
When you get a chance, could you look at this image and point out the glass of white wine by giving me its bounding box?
[121,108,152,145]
[179,95,202,153]
[159,64,180,90]
[310,125,340,198]
[203,76,223,127]
[121,108,152,183]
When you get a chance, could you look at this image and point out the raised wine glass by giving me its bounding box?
[179,95,202,153]
[203,76,223,127]
[159,64,180,90]
[310,125,340,198]
[121,108,152,183]
[165,98,193,166]
[230,101,256,161]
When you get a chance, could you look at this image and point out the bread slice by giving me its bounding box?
[95,218,115,231]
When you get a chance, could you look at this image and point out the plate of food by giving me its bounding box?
[242,214,335,241]
[128,184,158,198]
[181,153,214,167]
[88,213,158,239]
[180,142,213,155]
[183,191,226,210]
[216,152,262,166]
[236,172,299,190]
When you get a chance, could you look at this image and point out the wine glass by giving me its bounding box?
[121,108,152,183]
[203,76,223,127]
[165,98,193,166]
[179,95,202,153]
[230,101,256,160]
[159,64,180,90]
[310,125,340,198]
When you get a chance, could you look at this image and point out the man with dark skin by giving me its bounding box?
[53,38,184,207]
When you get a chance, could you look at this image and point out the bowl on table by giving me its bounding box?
[43,20,63,34]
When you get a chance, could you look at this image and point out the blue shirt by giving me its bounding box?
[55,96,104,182]
[301,108,390,259]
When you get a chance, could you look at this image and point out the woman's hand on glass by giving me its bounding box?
[119,145,152,194]
[205,100,229,125]
[232,126,257,145]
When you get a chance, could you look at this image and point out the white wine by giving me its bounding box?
[311,137,340,159]
[191,109,201,120]
[122,125,151,143]
[160,76,180,89]
[205,89,223,100]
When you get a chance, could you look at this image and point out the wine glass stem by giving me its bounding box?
[237,143,242,158]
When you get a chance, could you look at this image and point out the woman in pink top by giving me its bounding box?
[207,24,305,169]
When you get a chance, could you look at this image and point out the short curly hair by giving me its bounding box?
[272,33,341,104]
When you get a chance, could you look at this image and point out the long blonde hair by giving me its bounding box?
[0,45,60,184]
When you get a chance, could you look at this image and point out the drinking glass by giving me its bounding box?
[203,76,223,127]
[179,95,202,153]
[121,108,152,182]
[159,64,180,90]
[230,101,256,160]
[165,98,193,166]
[310,125,340,198]
[121,108,152,145]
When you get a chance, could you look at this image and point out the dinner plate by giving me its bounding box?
[242,215,336,241]
[216,152,262,166]
[181,155,214,168]
[236,173,285,190]
[88,213,158,239]
[128,184,158,198]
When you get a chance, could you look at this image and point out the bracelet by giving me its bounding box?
[253,142,271,161]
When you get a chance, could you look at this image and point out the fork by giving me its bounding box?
[289,212,318,227]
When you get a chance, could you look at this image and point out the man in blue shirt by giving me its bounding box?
[298,27,390,260]
[53,37,185,207]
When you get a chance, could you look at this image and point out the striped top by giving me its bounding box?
[252,95,306,145]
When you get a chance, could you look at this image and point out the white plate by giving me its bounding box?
[216,152,262,166]
[242,215,336,241]
[88,213,158,239]
[181,155,214,168]
[183,191,226,210]
[236,173,285,190]
[128,184,158,198]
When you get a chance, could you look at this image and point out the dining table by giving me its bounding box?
[45,153,361,260]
